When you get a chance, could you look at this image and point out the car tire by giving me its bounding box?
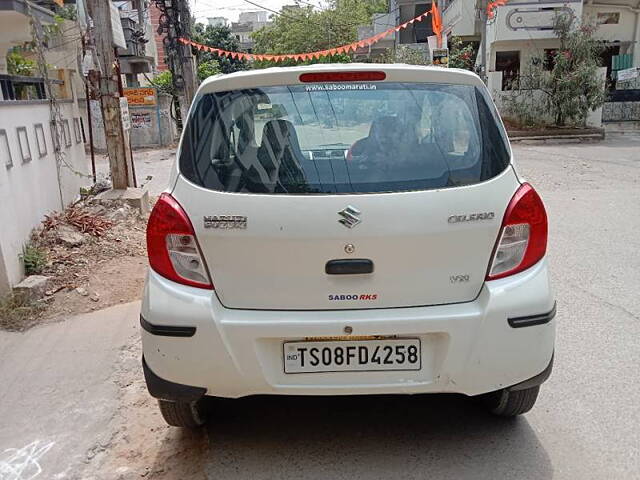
[157,399,207,428]
[481,386,540,417]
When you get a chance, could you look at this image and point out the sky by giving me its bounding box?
[190,0,323,24]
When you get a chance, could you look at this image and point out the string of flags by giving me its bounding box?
[486,0,509,19]
[179,4,445,63]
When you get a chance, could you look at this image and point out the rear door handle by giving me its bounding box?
[325,259,374,275]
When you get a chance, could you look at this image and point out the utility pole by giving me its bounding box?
[479,0,489,83]
[86,0,135,189]
[153,0,197,129]
[178,0,197,115]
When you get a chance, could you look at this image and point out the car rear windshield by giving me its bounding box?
[179,82,510,194]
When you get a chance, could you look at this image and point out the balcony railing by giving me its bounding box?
[0,74,63,102]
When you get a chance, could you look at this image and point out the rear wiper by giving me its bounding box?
[316,143,349,148]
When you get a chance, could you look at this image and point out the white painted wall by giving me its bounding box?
[0,100,89,292]
[487,38,561,78]
[586,67,609,128]
[488,67,607,127]
[484,2,640,70]
[585,4,640,66]
[442,0,479,38]
[487,1,583,44]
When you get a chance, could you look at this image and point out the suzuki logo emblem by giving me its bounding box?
[338,206,361,229]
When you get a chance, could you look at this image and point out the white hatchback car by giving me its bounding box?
[141,64,555,428]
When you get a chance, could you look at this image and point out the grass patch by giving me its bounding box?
[0,294,46,332]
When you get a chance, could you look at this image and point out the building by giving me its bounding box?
[357,1,436,60]
[207,16,228,27]
[441,0,640,124]
[355,0,639,123]
[238,10,268,24]
[0,0,89,295]
[355,12,397,59]
[76,1,175,153]
[149,2,168,71]
[438,0,640,89]
[231,10,272,52]
[112,0,158,86]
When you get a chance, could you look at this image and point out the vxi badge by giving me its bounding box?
[448,212,495,224]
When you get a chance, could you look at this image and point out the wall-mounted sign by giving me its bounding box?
[124,88,157,106]
[131,112,153,129]
[617,67,640,82]
[432,48,449,67]
[120,97,131,131]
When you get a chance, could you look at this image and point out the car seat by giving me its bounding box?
[258,119,307,192]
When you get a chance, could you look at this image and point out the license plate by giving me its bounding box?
[283,338,421,374]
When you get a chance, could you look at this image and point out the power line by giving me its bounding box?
[194,0,402,33]
[240,0,306,20]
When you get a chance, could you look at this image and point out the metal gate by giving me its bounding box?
[603,74,640,123]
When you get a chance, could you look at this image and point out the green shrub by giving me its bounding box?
[21,245,47,276]
[7,50,36,76]
[149,71,175,96]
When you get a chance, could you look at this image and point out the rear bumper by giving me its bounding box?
[140,258,555,398]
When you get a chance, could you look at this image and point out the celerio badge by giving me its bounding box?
[204,215,247,229]
[338,206,361,229]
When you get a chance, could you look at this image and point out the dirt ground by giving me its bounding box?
[44,255,148,321]
[1,146,180,332]
[39,198,151,324]
[83,339,209,480]
[1,196,152,331]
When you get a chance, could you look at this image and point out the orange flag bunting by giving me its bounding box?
[487,0,508,19]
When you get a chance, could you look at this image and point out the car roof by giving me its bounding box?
[197,63,485,96]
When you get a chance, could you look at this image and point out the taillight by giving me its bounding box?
[147,193,213,289]
[487,183,548,280]
[299,71,386,83]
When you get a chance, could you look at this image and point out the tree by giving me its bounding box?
[191,23,247,74]
[448,37,477,71]
[251,0,387,67]
[377,46,430,66]
[197,59,222,82]
[504,14,605,127]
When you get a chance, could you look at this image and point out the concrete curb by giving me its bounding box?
[509,133,605,144]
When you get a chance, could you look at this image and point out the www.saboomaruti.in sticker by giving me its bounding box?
[305,83,377,92]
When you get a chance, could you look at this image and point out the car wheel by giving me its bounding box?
[481,386,540,417]
[157,399,207,428]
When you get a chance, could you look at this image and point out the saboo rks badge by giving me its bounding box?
[338,206,361,229]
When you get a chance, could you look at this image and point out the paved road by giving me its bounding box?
[1,134,638,479]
